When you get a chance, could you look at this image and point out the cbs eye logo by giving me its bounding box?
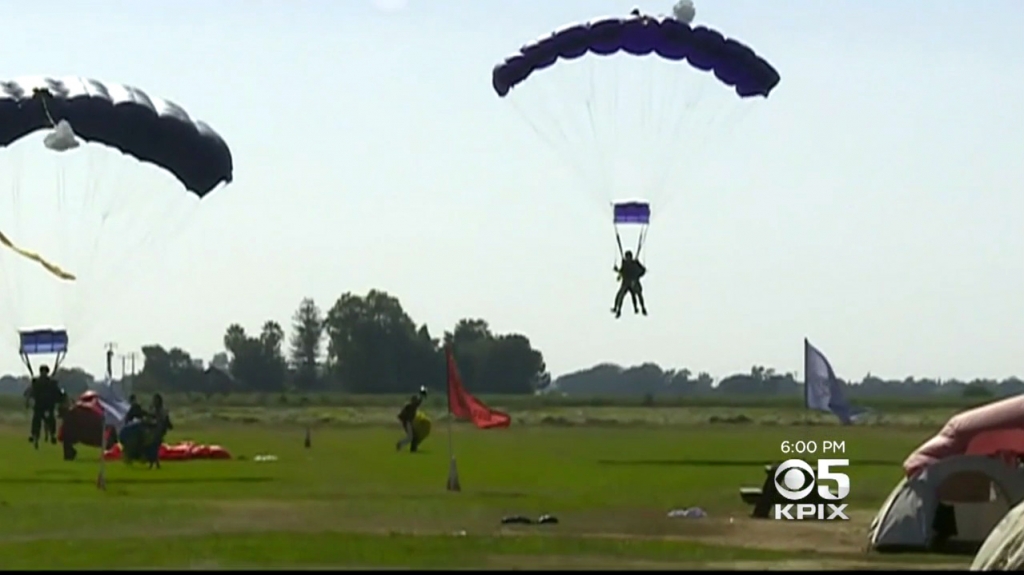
[774,460,817,500]
[773,459,851,501]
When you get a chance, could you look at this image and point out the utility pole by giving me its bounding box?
[104,342,117,380]
[120,354,127,379]
[126,351,139,397]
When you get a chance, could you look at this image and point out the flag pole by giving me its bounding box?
[446,347,454,459]
[802,338,810,428]
[444,346,460,491]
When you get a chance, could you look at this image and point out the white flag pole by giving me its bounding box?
[445,348,460,492]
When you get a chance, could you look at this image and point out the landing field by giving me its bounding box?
[0,402,972,569]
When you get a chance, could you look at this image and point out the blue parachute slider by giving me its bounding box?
[19,327,69,355]
[613,201,650,225]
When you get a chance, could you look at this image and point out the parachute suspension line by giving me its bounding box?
[584,59,611,201]
[61,151,114,336]
[648,86,754,219]
[509,100,588,183]
[611,222,647,267]
[72,184,199,344]
[76,200,197,342]
[518,62,612,208]
[607,57,621,201]
[552,61,608,205]
[586,58,618,203]
[65,153,142,343]
[508,96,607,222]
[640,61,667,203]
[55,159,71,325]
[647,76,704,196]
[38,95,57,128]
[640,64,712,210]
[74,152,106,294]
[614,223,625,260]
[0,149,26,336]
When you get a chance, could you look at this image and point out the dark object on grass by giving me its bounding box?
[537,514,558,525]
[63,441,77,461]
[501,515,533,525]
[742,463,842,519]
[58,391,117,461]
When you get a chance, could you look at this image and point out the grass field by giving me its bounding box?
[0,403,976,569]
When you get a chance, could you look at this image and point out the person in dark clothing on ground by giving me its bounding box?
[145,394,173,469]
[612,250,648,318]
[44,386,68,444]
[24,365,61,448]
[125,395,147,424]
[395,391,425,453]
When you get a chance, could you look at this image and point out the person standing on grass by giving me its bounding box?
[395,388,427,453]
[145,393,173,469]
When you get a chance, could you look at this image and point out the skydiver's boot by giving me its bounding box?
[46,413,57,444]
[30,411,43,449]
[613,286,628,319]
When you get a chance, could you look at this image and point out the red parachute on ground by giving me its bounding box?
[103,440,231,462]
[57,390,112,450]
[58,390,231,462]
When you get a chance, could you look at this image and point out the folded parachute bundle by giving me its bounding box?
[412,411,431,443]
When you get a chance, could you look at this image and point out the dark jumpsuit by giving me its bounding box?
[614,259,647,315]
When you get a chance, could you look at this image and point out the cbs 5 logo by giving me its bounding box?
[774,459,850,501]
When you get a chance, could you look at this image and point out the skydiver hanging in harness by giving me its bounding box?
[611,200,650,319]
[613,250,647,319]
[24,365,61,448]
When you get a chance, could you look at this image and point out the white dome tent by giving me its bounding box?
[971,499,1024,570]
[868,455,1024,553]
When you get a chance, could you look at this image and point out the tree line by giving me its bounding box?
[0,289,1018,400]
[95,290,544,397]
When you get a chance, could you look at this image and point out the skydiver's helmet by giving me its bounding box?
[38,365,49,376]
[624,250,634,261]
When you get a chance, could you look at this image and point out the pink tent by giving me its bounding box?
[904,395,1024,477]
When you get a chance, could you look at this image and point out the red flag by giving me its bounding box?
[446,347,511,429]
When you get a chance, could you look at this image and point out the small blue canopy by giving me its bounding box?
[613,201,651,225]
[19,328,69,355]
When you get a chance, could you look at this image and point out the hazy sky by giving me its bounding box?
[0,0,1020,382]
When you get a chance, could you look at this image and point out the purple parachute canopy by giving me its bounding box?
[613,201,650,225]
[492,14,780,99]
[19,327,68,355]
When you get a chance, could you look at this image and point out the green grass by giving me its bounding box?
[0,391,985,412]
[0,415,969,569]
[0,533,801,570]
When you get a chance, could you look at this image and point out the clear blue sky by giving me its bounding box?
[0,0,1020,382]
